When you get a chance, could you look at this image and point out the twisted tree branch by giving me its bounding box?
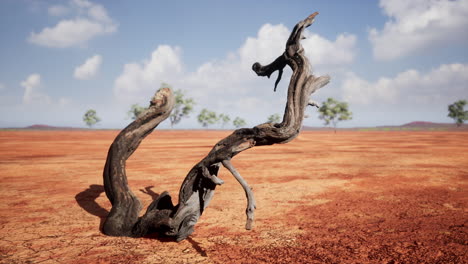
[102,88,175,237]
[102,12,330,241]
[222,159,256,230]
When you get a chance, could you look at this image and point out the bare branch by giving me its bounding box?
[200,165,224,185]
[222,159,256,230]
[308,100,320,108]
[102,88,174,237]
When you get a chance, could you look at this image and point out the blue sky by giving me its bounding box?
[1,0,467,128]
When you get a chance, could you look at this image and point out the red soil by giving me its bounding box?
[0,130,466,263]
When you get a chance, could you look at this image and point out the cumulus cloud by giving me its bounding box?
[238,24,289,67]
[29,0,117,48]
[20,74,51,105]
[369,0,468,60]
[48,5,70,16]
[239,24,356,67]
[342,63,468,105]
[113,23,356,125]
[74,54,102,80]
[114,45,183,103]
[19,74,72,108]
[113,23,356,97]
[303,33,356,66]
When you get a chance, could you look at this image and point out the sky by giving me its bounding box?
[1,0,467,129]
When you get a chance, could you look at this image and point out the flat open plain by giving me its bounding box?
[0,130,466,263]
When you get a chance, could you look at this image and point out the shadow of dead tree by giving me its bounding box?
[75,184,209,256]
[75,184,108,231]
[75,185,161,233]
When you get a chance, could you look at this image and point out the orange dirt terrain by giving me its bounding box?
[0,130,466,263]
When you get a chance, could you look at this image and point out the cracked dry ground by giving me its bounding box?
[0,130,467,264]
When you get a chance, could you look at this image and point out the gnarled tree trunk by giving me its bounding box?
[102,12,330,241]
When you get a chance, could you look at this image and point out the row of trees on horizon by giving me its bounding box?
[83,85,467,130]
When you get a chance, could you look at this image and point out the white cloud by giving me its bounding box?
[74,54,102,80]
[113,24,355,125]
[370,0,468,60]
[0,83,5,91]
[342,63,468,105]
[114,45,183,103]
[19,74,73,108]
[303,33,356,66]
[239,24,356,67]
[342,72,397,105]
[29,0,117,48]
[20,74,51,105]
[48,5,70,16]
[239,24,290,67]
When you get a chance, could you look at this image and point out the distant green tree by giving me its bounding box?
[219,113,231,128]
[233,117,247,128]
[318,97,352,132]
[267,113,281,123]
[127,104,147,120]
[448,100,468,127]
[197,109,219,128]
[83,109,101,128]
[170,88,196,127]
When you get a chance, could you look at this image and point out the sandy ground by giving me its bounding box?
[0,130,466,263]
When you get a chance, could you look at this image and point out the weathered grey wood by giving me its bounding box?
[102,87,175,236]
[101,12,329,241]
[222,159,256,230]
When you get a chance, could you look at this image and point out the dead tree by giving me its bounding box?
[102,12,330,241]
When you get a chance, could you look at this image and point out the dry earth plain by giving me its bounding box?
[0,130,466,263]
